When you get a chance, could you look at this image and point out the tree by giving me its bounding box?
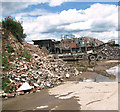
[2,16,26,42]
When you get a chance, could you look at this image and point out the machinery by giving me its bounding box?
[33,35,111,61]
[54,35,106,61]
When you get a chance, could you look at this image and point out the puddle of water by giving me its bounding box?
[96,75,116,82]
[83,78,95,82]
[67,61,119,82]
[106,64,120,82]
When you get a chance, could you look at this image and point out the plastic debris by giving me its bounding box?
[16,82,32,92]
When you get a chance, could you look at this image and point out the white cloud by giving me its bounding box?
[57,21,91,31]
[14,9,50,17]
[1,1,50,17]
[2,0,51,16]
[1,0,82,7]
[2,0,48,3]
[75,31,118,43]
[1,0,118,18]
[86,3,118,32]
[2,3,118,43]
[2,0,119,8]
[49,0,73,7]
[27,33,60,41]
[2,2,33,17]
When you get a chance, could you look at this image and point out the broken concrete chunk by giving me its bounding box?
[65,73,70,78]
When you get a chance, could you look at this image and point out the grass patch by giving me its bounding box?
[2,75,16,93]
[24,51,32,62]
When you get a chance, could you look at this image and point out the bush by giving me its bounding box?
[24,51,32,62]
[9,56,14,62]
[6,45,14,53]
[2,53,8,66]
[2,16,26,42]
[2,75,16,93]
[2,75,10,93]
[2,53,10,71]
[18,50,31,61]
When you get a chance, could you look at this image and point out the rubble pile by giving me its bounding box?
[97,44,120,59]
[22,41,48,57]
[2,29,78,98]
[7,54,78,89]
[80,37,104,47]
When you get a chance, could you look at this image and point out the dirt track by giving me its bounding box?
[2,88,80,110]
[2,82,118,111]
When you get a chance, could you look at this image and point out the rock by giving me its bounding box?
[4,97,8,100]
[80,71,83,74]
[11,53,15,56]
[17,91,24,95]
[46,83,51,87]
[6,94,15,98]
[65,73,70,78]
[87,68,94,71]
[60,78,64,82]
[36,90,40,92]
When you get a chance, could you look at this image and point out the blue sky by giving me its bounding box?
[21,2,118,13]
[1,0,119,44]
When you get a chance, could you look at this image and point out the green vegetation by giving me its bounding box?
[2,16,26,42]
[9,55,14,62]
[24,51,32,62]
[2,53,10,71]
[2,75,10,93]
[2,75,16,93]
[2,51,14,71]
[19,50,32,62]
[6,45,15,53]
[2,16,32,72]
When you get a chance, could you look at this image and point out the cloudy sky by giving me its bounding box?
[1,0,119,44]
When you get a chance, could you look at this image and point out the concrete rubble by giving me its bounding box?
[2,42,79,98]
[1,29,79,98]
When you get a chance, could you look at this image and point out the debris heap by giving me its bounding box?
[95,44,120,60]
[2,29,78,98]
